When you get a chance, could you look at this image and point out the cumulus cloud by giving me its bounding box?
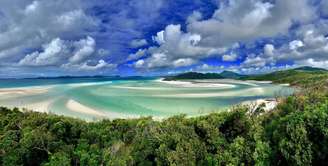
[289,40,304,50]
[62,60,117,71]
[241,22,328,70]
[222,53,238,62]
[19,37,93,66]
[132,0,317,71]
[187,0,315,47]
[19,36,115,71]
[242,55,266,68]
[130,39,148,48]
[133,24,226,69]
[264,44,275,57]
[69,37,96,64]
[0,0,98,61]
[0,0,324,76]
[173,58,196,67]
[266,27,328,68]
[134,59,145,68]
[127,49,147,61]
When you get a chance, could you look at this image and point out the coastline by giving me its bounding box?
[0,78,291,120]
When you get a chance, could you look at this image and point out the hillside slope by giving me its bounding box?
[164,71,244,80]
[242,66,328,86]
[163,72,224,81]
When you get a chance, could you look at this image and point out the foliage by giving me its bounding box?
[242,67,328,87]
[164,72,224,81]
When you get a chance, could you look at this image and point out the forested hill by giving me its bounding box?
[242,66,328,86]
[1,68,328,165]
[163,71,244,81]
[164,66,328,87]
[163,72,224,81]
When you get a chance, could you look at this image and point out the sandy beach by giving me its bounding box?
[66,99,141,120]
[66,99,107,117]
[0,86,50,96]
[153,87,265,98]
[157,78,237,88]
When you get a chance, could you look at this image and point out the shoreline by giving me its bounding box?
[0,79,290,121]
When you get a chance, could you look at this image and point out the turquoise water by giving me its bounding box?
[0,78,294,120]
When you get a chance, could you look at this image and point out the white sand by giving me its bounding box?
[246,80,273,84]
[153,87,265,98]
[0,87,49,96]
[157,78,236,88]
[66,99,140,119]
[66,99,107,117]
[112,85,169,90]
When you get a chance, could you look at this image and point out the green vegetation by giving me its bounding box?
[1,66,328,165]
[242,67,328,87]
[164,72,224,81]
[164,66,327,84]
[219,70,246,79]
[163,71,247,81]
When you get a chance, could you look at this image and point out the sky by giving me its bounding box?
[0,0,328,77]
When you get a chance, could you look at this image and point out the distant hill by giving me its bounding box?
[242,66,328,86]
[163,72,224,81]
[220,71,246,79]
[163,71,246,80]
[293,66,327,72]
[164,66,328,87]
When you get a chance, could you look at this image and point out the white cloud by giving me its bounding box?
[173,58,196,67]
[130,39,148,48]
[134,24,226,69]
[69,37,96,64]
[134,59,145,68]
[276,28,328,65]
[289,40,304,50]
[296,58,328,69]
[127,49,147,61]
[222,53,237,62]
[19,36,115,71]
[63,60,117,71]
[196,64,225,72]
[133,0,317,71]
[187,0,315,47]
[264,44,275,57]
[24,1,39,14]
[242,55,266,68]
[248,25,328,69]
[19,38,68,66]
[0,0,98,64]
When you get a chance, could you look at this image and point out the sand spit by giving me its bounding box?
[153,87,265,98]
[157,78,236,88]
[66,99,140,120]
[66,99,107,117]
[0,87,49,96]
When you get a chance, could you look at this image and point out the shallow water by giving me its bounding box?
[0,78,294,120]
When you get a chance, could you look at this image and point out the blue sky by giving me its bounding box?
[0,0,327,77]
